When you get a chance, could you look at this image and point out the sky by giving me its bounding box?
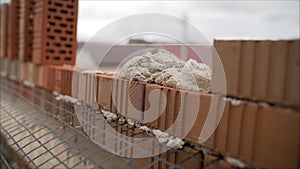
[1,0,298,43]
[77,1,300,44]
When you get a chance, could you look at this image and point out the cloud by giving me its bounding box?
[77,1,299,43]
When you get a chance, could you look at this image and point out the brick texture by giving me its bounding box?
[6,0,20,60]
[0,3,9,58]
[18,0,35,62]
[213,39,300,109]
[32,0,78,65]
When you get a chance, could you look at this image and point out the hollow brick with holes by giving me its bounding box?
[32,0,78,65]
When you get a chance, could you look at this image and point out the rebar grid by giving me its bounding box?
[0,77,236,169]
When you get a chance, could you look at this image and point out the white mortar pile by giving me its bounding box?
[121,49,212,92]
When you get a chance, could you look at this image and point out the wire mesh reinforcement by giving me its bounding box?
[0,77,240,169]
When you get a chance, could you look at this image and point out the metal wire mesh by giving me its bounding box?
[0,77,239,169]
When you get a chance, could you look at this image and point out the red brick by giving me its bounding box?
[43,65,57,91]
[19,61,26,81]
[18,0,35,62]
[175,147,202,168]
[214,39,300,108]
[0,4,9,58]
[6,0,20,60]
[144,84,181,132]
[267,40,288,103]
[75,71,98,105]
[252,41,271,100]
[226,102,245,157]
[239,41,255,98]
[32,0,78,65]
[111,77,145,121]
[239,102,258,161]
[8,59,18,79]
[62,66,85,96]
[96,74,114,111]
[205,154,232,169]
[185,93,211,147]
[252,106,299,168]
[37,65,45,87]
[285,40,300,108]
[213,40,241,96]
[54,67,63,93]
[142,82,300,168]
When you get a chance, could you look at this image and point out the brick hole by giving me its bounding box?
[69,38,72,41]
[60,10,68,14]
[64,57,72,61]
[54,2,63,7]
[59,23,67,27]
[47,28,50,32]
[66,4,73,8]
[46,49,55,53]
[60,37,67,41]
[48,8,56,12]
[59,50,66,54]
[47,15,51,19]
[54,16,62,20]
[46,42,50,46]
[48,1,51,5]
[54,29,62,33]
[48,21,55,26]
[47,35,55,40]
[69,51,72,54]
[46,56,50,60]
[53,56,61,60]
[71,11,74,15]
[66,18,74,22]
[54,43,61,47]
[70,25,74,28]
[65,30,72,35]
[65,44,72,48]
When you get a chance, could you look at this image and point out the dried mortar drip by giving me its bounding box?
[139,126,151,132]
[1,72,7,77]
[225,157,246,168]
[99,109,185,149]
[102,110,118,122]
[23,81,35,87]
[226,97,242,106]
[55,93,81,105]
[82,70,107,74]
[8,75,17,80]
[121,50,212,92]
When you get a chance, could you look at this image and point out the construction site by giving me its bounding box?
[0,0,299,169]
